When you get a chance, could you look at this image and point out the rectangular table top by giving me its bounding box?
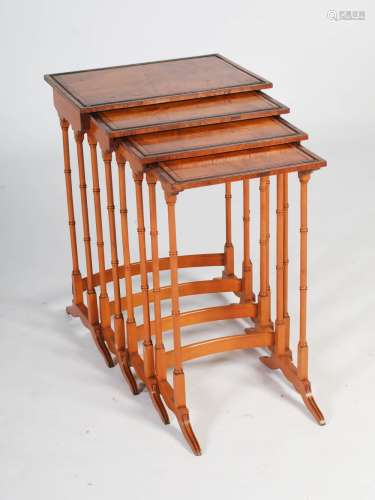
[94,91,288,137]
[153,144,326,191]
[120,117,307,163]
[44,54,271,113]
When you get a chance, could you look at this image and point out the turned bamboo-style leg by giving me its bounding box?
[88,138,111,327]
[133,172,169,423]
[146,173,167,382]
[87,135,115,367]
[266,177,271,300]
[116,153,138,358]
[60,119,83,305]
[283,174,291,355]
[260,171,325,425]
[298,172,310,381]
[257,177,272,330]
[275,174,286,354]
[67,131,112,367]
[102,150,138,394]
[296,172,325,423]
[260,173,286,352]
[166,193,201,456]
[75,132,98,321]
[241,179,253,302]
[223,182,234,278]
[61,120,110,362]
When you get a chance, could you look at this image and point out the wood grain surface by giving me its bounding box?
[45,54,271,112]
[94,92,288,136]
[154,144,326,190]
[122,117,307,163]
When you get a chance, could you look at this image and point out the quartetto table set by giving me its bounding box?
[45,54,327,455]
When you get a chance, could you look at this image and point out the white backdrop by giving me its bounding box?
[1,1,375,499]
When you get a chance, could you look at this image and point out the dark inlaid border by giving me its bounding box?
[154,144,327,189]
[44,54,272,113]
[122,117,308,163]
[93,92,289,137]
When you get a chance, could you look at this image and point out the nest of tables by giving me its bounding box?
[45,54,327,455]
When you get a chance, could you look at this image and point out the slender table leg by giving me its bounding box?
[257,177,272,331]
[87,135,115,366]
[102,150,138,394]
[275,174,286,355]
[241,179,253,303]
[260,172,325,425]
[75,131,98,323]
[116,153,139,359]
[165,193,201,455]
[133,172,169,423]
[296,172,325,423]
[60,119,83,306]
[70,131,113,366]
[283,173,292,356]
[298,171,310,380]
[266,177,271,303]
[223,182,234,278]
[146,173,167,382]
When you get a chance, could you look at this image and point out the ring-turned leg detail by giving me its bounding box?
[60,119,83,306]
[146,173,168,383]
[116,153,139,358]
[75,131,113,367]
[133,171,169,423]
[260,172,325,425]
[255,176,272,331]
[223,182,235,278]
[165,193,201,455]
[103,150,138,393]
[283,173,292,358]
[87,134,115,367]
[240,179,254,303]
[61,120,113,367]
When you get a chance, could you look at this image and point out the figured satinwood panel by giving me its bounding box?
[122,117,308,163]
[44,54,272,113]
[154,144,327,190]
[94,92,289,136]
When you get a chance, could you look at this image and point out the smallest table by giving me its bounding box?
[121,143,326,455]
